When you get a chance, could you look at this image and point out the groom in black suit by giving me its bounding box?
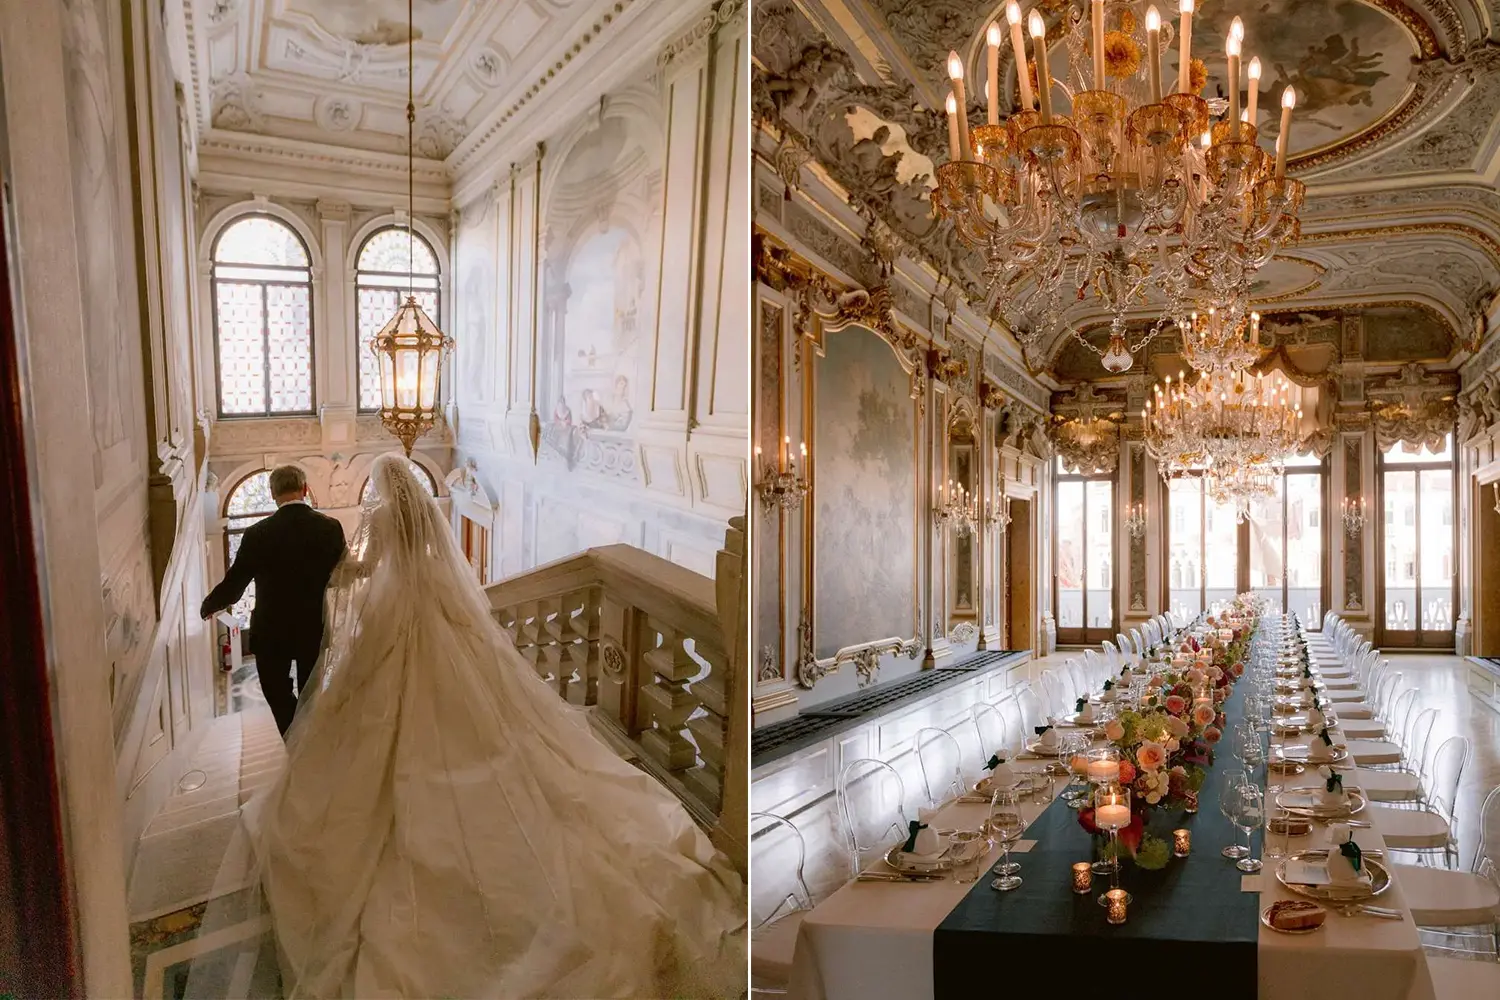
[202,465,347,737]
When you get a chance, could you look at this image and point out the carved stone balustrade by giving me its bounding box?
[485,524,747,873]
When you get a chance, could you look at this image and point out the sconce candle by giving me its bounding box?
[1072,862,1093,894]
[986,22,1002,124]
[946,51,971,159]
[1105,888,1129,924]
[1173,828,1192,857]
[1029,11,1053,123]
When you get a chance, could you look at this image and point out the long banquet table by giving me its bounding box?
[787,631,1436,1000]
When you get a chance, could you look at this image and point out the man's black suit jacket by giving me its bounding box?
[201,502,348,657]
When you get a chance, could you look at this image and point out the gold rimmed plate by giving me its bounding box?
[1023,738,1066,757]
[1275,788,1367,819]
[1276,851,1390,903]
[1273,744,1349,764]
[1260,904,1325,935]
[884,842,955,874]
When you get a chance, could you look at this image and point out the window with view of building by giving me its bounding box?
[211,217,314,416]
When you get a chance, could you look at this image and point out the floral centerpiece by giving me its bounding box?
[1078,602,1261,869]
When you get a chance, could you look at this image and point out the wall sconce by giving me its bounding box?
[935,479,978,536]
[1124,501,1147,540]
[989,483,1014,529]
[1341,496,1367,537]
[755,436,810,514]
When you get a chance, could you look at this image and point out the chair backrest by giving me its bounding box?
[836,758,909,875]
[1388,687,1418,754]
[1427,736,1471,825]
[1407,708,1438,779]
[1039,670,1067,717]
[1473,784,1500,877]
[995,692,1024,749]
[750,812,813,928]
[1015,685,1046,733]
[914,727,966,807]
[1115,633,1133,663]
[1064,659,1088,703]
[971,703,1008,766]
[1375,668,1402,720]
[1129,628,1144,657]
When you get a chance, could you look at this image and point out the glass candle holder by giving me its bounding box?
[1105,888,1128,924]
[1071,862,1093,894]
[1172,828,1191,857]
[1086,747,1121,785]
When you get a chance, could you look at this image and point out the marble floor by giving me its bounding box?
[756,647,1500,959]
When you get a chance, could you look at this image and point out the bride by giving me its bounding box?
[236,454,745,998]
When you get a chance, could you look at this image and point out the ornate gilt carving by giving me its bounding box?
[1367,362,1459,451]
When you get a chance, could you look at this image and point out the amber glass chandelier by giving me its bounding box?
[931,0,1303,372]
[372,0,453,457]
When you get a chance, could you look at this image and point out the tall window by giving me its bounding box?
[356,228,440,412]
[360,459,438,503]
[1379,434,1454,647]
[1249,453,1325,622]
[223,471,277,626]
[1054,458,1115,642]
[212,217,314,416]
[1166,476,1241,619]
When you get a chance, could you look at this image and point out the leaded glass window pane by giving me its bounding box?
[224,471,277,627]
[361,460,437,503]
[212,217,314,416]
[355,227,440,412]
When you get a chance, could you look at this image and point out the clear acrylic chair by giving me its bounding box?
[1015,685,1046,734]
[1398,784,1500,957]
[1372,736,1470,868]
[996,693,1024,750]
[836,758,909,878]
[751,811,815,994]
[914,727,966,807]
[971,702,1009,768]
[1039,670,1067,719]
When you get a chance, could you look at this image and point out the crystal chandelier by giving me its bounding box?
[935,479,980,536]
[931,0,1304,372]
[1179,303,1261,372]
[1052,413,1121,475]
[1142,366,1302,516]
[373,0,452,457]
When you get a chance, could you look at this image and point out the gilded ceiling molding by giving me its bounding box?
[1296,221,1500,271]
[1367,362,1460,450]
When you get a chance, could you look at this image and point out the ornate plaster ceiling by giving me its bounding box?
[752,0,1500,382]
[183,0,696,164]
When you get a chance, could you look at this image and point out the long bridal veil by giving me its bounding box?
[185,454,746,999]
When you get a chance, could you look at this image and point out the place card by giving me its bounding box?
[1282,860,1331,886]
[1240,874,1266,893]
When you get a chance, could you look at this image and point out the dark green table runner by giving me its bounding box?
[933,672,1261,999]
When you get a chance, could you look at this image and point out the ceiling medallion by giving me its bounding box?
[930,1,1304,373]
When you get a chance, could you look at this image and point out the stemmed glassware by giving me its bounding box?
[1219,769,1252,859]
[1230,784,1266,873]
[1061,732,1090,808]
[988,788,1025,890]
[1094,784,1133,904]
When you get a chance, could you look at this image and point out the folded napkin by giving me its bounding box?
[1099,680,1118,704]
[903,809,942,856]
[985,753,1016,789]
[1119,666,1133,685]
[1074,697,1095,723]
[1033,725,1059,750]
[1317,766,1348,807]
[1326,824,1370,885]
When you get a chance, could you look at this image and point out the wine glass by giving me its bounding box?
[1232,785,1265,873]
[988,788,1025,889]
[1062,733,1090,807]
[1219,770,1251,859]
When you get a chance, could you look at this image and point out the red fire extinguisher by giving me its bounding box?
[221,638,234,673]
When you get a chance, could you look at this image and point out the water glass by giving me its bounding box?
[988,789,1025,889]
[1233,785,1265,873]
[1219,770,1251,859]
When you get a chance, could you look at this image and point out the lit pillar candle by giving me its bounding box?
[947,50,971,159]
[1226,33,1241,140]
[1177,0,1194,93]
[1007,2,1034,111]
[1088,759,1120,784]
[1096,802,1131,830]
[986,22,1002,124]
[1275,86,1296,178]
[1246,56,1261,126]
[1091,0,1105,89]
[1146,6,1162,103]
[1029,10,1052,123]
[945,93,962,162]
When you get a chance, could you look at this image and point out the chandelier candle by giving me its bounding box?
[987,22,1002,124]
[1007,2,1033,111]
[1091,0,1105,88]
[947,52,972,159]
[1146,6,1162,103]
[1226,33,1240,140]
[1275,86,1296,178]
[945,94,962,162]
[1177,0,1194,93]
[1029,11,1052,123]
[1246,56,1261,125]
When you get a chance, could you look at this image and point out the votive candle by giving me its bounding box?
[1072,862,1093,894]
[1087,759,1120,784]
[1105,888,1129,924]
[1096,803,1131,830]
[1173,828,1191,857]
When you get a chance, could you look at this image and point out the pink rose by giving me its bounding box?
[1203,725,1222,744]
[1136,741,1168,772]
[1104,719,1125,742]
[1191,702,1217,728]
[1165,694,1187,716]
[1165,714,1189,739]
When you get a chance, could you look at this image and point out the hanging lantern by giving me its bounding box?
[372,295,450,456]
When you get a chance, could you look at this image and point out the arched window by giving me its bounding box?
[223,471,277,626]
[212,216,315,416]
[355,227,440,412]
[360,459,438,503]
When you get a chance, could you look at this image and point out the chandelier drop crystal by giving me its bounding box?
[931,0,1304,372]
[1142,366,1302,517]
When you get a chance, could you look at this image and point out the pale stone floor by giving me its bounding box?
[767,649,1499,962]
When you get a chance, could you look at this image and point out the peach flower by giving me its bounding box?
[1136,741,1167,772]
[1203,725,1222,744]
[1191,702,1217,728]
[1117,761,1137,785]
[1104,719,1126,742]
[1164,694,1187,716]
[1165,714,1190,739]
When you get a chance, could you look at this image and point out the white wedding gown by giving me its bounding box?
[225,456,745,998]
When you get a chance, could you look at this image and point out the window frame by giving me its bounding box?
[1376,433,1456,649]
[353,226,442,414]
[1052,459,1118,644]
[210,214,317,419]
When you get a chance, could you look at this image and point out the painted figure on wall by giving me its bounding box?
[458,197,495,404]
[538,111,659,475]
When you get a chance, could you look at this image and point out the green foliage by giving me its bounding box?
[1134,835,1171,870]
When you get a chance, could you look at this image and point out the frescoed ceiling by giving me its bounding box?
[752,0,1500,383]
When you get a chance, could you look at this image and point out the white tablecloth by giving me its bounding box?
[789,655,1436,1000]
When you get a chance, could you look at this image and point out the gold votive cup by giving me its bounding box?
[1071,862,1093,895]
[1173,828,1191,857]
[1105,888,1128,924]
[1184,790,1199,814]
